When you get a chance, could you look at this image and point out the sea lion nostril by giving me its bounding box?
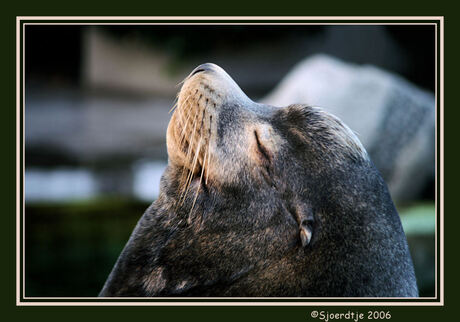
[191,68,205,76]
[190,63,216,76]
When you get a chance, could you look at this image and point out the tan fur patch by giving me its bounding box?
[143,266,167,294]
[247,123,283,165]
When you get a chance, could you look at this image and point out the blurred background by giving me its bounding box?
[24,24,436,297]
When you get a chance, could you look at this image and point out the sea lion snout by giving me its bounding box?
[167,63,265,191]
[185,63,252,105]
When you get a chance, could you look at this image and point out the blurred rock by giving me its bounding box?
[26,53,435,204]
[25,88,172,200]
[25,90,172,163]
[82,28,182,96]
[263,54,435,204]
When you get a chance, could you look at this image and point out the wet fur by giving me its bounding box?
[99,64,418,297]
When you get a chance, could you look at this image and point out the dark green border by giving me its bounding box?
[18,19,440,23]
[4,6,454,321]
[17,17,442,305]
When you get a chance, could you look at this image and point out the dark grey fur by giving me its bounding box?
[99,64,418,297]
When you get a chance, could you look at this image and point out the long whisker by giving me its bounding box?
[178,112,200,204]
[206,117,212,185]
[176,95,197,146]
[175,95,196,153]
[168,94,179,114]
[172,82,214,218]
[176,77,188,88]
[189,149,207,216]
[178,102,195,146]
[184,137,202,196]
[176,94,192,123]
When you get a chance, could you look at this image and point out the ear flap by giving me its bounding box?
[300,219,313,247]
[289,199,315,248]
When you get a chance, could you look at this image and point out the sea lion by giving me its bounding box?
[99,63,418,297]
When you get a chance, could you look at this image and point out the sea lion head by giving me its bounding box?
[100,63,418,297]
[167,63,283,190]
[165,62,369,234]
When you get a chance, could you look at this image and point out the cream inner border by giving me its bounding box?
[16,16,444,306]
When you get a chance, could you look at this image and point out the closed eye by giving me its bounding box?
[253,129,275,187]
[254,130,271,162]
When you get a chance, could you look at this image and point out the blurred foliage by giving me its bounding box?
[400,203,436,235]
[25,200,435,297]
[25,198,148,297]
[400,203,436,297]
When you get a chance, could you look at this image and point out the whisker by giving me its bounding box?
[189,149,207,216]
[176,77,188,87]
[186,138,202,190]
[168,102,178,114]
[206,117,212,184]
[182,108,199,166]
[178,113,200,204]
[177,95,196,139]
[172,80,214,218]
[179,137,202,207]
[176,94,192,120]
[178,103,195,145]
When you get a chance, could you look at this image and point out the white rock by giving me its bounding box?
[263,54,435,204]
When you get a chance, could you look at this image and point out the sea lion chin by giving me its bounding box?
[99,63,418,297]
